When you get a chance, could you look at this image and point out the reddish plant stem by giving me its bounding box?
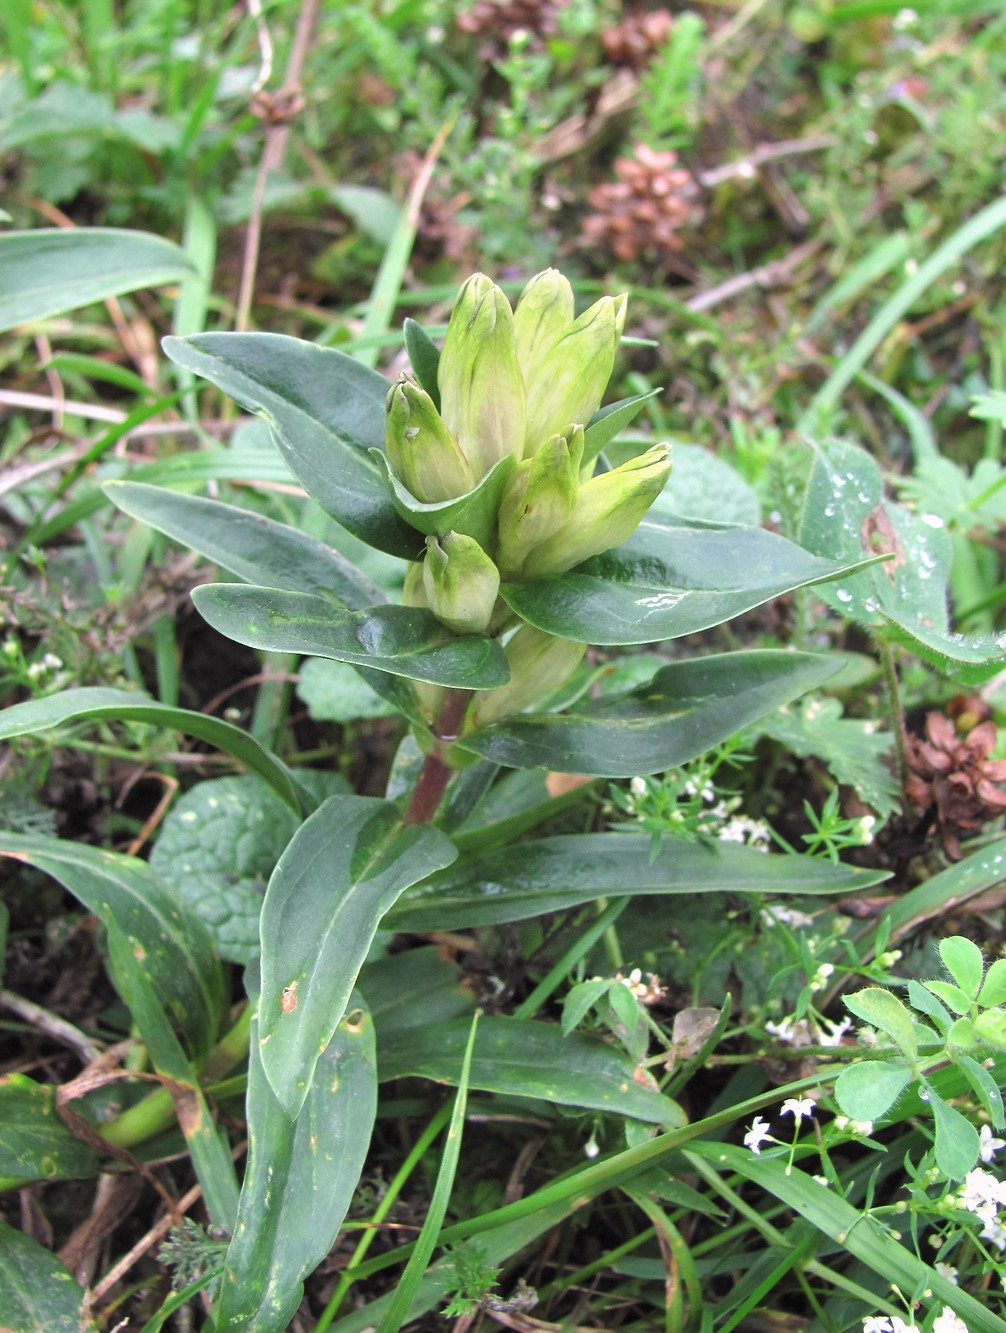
[402,688,472,826]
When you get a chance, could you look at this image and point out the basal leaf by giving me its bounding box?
[0,1075,97,1185]
[501,517,879,645]
[161,333,419,558]
[258,795,456,1117]
[388,834,887,931]
[0,1222,86,1332]
[0,227,196,332]
[214,1002,377,1332]
[192,584,510,689]
[0,834,225,1065]
[378,1016,684,1125]
[0,687,313,816]
[456,650,842,776]
[798,437,1006,684]
[106,481,386,609]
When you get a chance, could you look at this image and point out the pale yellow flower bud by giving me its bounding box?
[385,377,475,502]
[495,426,582,580]
[422,532,501,636]
[466,626,586,729]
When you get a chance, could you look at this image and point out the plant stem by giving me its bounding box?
[403,688,471,826]
[876,632,909,789]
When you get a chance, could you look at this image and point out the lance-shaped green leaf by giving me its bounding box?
[378,1015,684,1125]
[373,448,516,548]
[387,835,887,931]
[258,795,456,1117]
[161,333,419,559]
[928,1083,981,1180]
[0,687,313,815]
[191,585,510,689]
[455,650,841,776]
[402,317,441,407]
[0,1222,86,1332]
[0,227,196,332]
[214,1003,377,1332]
[799,436,1006,684]
[0,834,225,1066]
[581,388,662,469]
[502,516,886,645]
[0,1076,97,1186]
[105,481,386,608]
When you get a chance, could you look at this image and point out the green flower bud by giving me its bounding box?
[385,377,475,503]
[519,289,627,456]
[402,558,429,609]
[422,531,501,636]
[495,426,582,580]
[467,626,586,729]
[512,269,575,371]
[438,274,526,481]
[520,444,672,580]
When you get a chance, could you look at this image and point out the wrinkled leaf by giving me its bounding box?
[501,516,877,645]
[0,1222,87,1332]
[214,1003,377,1332]
[0,834,225,1065]
[192,584,510,689]
[379,1016,684,1125]
[0,687,313,816]
[258,795,456,1117]
[798,437,1006,683]
[106,481,385,609]
[162,332,419,557]
[0,1075,97,1185]
[296,658,398,723]
[0,227,196,332]
[389,834,887,931]
[456,650,842,776]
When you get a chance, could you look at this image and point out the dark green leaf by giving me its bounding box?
[105,921,239,1230]
[388,834,887,931]
[0,687,313,816]
[192,584,510,689]
[378,1016,684,1125]
[456,650,842,776]
[161,333,419,558]
[105,481,386,608]
[581,389,662,467]
[214,1003,377,1332]
[501,517,881,645]
[403,318,441,408]
[0,1075,97,1185]
[0,1222,86,1331]
[258,795,456,1117]
[360,947,475,1037]
[0,834,225,1065]
[0,228,196,332]
[372,449,516,549]
[834,1060,911,1121]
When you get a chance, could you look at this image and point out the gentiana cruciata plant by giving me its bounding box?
[1,267,891,1332]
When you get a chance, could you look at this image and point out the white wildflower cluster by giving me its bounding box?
[743,1096,817,1154]
[951,1149,1006,1253]
[764,1013,851,1048]
[25,651,63,682]
[717,814,771,850]
[834,1114,875,1137]
[760,904,815,930]
[614,967,666,1006]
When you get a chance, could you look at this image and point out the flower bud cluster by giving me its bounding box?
[383,269,671,731]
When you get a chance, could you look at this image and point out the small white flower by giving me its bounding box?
[813,1174,830,1187]
[862,1318,893,1333]
[818,1016,852,1047]
[960,1167,1006,1219]
[743,1116,773,1154]
[630,776,648,799]
[583,1134,600,1159]
[890,1319,920,1333]
[781,1096,816,1123]
[980,1124,1006,1163]
[848,1119,874,1137]
[932,1307,969,1333]
[934,1262,958,1285]
[764,1016,814,1047]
